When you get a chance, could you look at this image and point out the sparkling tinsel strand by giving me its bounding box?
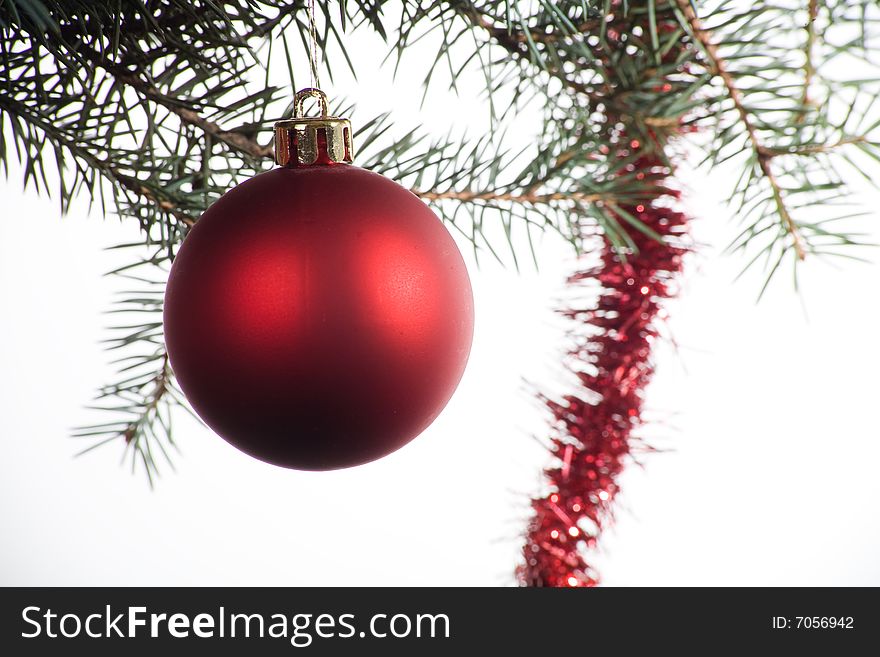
[518,155,689,587]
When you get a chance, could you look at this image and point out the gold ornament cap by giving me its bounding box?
[274,88,354,167]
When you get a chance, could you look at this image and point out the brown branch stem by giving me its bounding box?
[123,354,171,444]
[799,0,819,118]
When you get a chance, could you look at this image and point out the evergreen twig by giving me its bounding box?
[676,0,807,260]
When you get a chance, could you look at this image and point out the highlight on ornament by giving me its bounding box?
[163,89,475,471]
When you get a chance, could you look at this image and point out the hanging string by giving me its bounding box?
[307,0,321,90]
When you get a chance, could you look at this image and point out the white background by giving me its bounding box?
[2,11,879,586]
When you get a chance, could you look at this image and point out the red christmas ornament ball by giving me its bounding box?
[164,165,474,470]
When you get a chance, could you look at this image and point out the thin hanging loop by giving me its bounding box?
[294,88,329,118]
[307,0,321,90]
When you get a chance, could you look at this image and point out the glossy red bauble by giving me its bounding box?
[164,165,474,470]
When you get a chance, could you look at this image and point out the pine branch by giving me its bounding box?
[676,0,807,260]
[108,67,274,161]
[60,37,274,162]
[450,1,602,102]
[114,173,197,228]
[78,353,176,487]
[458,3,602,47]
[0,94,196,228]
[477,15,601,45]
[118,354,171,445]
[72,260,193,485]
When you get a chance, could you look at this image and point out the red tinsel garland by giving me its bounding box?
[518,156,689,587]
